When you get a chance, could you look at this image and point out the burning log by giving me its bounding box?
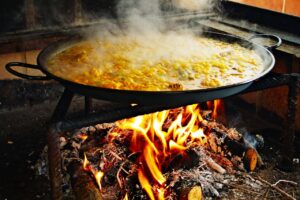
[68,162,103,200]
[256,152,264,167]
[180,185,203,200]
[58,103,266,199]
[243,148,258,171]
[202,119,263,171]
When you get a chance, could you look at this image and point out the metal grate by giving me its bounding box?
[47,72,300,200]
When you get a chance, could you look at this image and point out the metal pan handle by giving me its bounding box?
[5,62,50,80]
[248,34,282,51]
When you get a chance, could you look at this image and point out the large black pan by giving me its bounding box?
[6,31,281,106]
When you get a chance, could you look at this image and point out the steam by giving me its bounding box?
[116,0,166,35]
[86,0,219,66]
[172,0,214,11]
[115,0,215,33]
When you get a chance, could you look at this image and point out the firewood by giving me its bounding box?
[223,137,246,156]
[68,162,103,200]
[254,148,264,167]
[203,120,247,156]
[208,125,264,170]
[210,154,233,168]
[243,148,257,171]
[205,158,226,174]
[207,135,218,153]
[180,185,203,200]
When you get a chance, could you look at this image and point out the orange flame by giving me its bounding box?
[207,99,223,119]
[116,104,209,199]
[212,99,221,119]
[169,140,187,151]
[144,145,166,185]
[138,169,155,200]
[83,153,105,191]
[82,101,223,198]
[157,187,165,200]
[78,133,88,141]
[83,153,89,170]
[123,193,128,200]
[94,171,104,191]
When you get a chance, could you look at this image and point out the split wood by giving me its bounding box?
[205,158,226,174]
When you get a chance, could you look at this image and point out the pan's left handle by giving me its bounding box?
[248,34,282,51]
[5,62,51,80]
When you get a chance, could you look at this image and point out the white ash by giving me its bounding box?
[33,146,48,177]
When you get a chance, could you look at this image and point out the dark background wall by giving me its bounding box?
[0,0,182,35]
[0,0,118,34]
[0,0,26,33]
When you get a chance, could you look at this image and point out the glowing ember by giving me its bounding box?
[78,133,88,141]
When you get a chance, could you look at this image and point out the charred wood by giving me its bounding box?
[68,161,103,200]
[243,148,258,171]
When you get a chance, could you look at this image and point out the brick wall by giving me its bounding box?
[232,0,300,17]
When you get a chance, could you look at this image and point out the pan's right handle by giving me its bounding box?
[5,62,51,80]
[248,34,282,51]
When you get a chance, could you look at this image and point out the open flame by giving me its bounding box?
[82,100,223,199]
[115,102,221,199]
[94,171,104,191]
[83,153,89,170]
[207,99,223,119]
[123,193,129,200]
[83,153,104,190]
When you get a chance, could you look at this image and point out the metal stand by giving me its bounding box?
[47,73,300,200]
[279,74,300,171]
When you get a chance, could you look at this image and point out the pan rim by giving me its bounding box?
[36,31,275,95]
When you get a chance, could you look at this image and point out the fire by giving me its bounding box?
[157,187,165,200]
[94,171,104,190]
[78,133,88,141]
[207,99,223,119]
[123,193,128,200]
[138,169,156,200]
[83,153,89,170]
[83,153,104,190]
[144,145,166,185]
[81,101,223,199]
[169,140,187,151]
[115,103,216,199]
